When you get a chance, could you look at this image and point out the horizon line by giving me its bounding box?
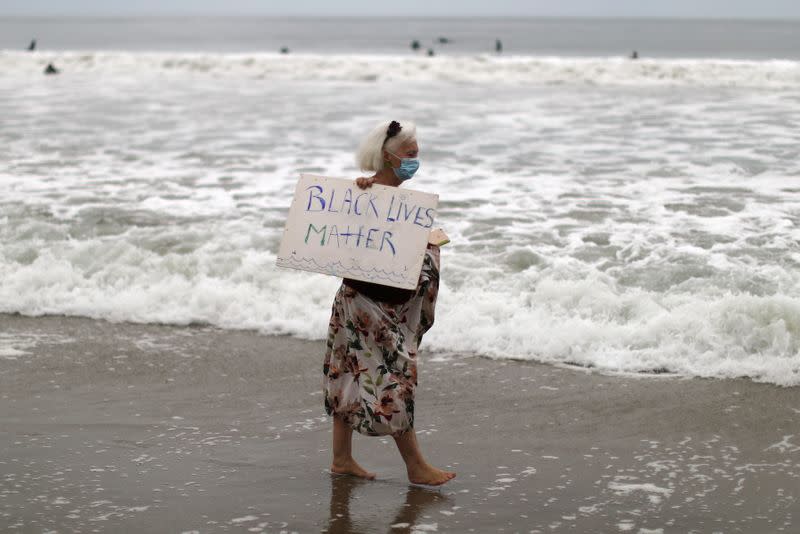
[2,14,800,22]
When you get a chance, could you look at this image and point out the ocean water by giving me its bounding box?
[3,16,800,59]
[1,18,799,385]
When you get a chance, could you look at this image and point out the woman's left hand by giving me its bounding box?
[356,177,375,189]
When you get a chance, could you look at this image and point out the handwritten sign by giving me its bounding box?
[276,174,439,289]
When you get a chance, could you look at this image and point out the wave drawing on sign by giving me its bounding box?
[276,255,410,285]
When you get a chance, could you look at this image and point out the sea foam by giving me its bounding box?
[1,50,798,385]
[2,50,800,88]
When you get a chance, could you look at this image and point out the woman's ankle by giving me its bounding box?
[332,455,354,466]
[403,457,428,471]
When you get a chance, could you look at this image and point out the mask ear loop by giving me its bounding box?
[383,149,395,168]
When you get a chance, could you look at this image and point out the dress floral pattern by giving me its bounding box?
[323,245,440,437]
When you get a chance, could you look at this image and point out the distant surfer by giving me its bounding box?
[44,63,59,75]
[630,50,639,60]
[27,39,36,51]
[495,39,503,54]
[410,39,420,51]
[437,37,450,44]
[427,48,435,57]
[280,46,289,54]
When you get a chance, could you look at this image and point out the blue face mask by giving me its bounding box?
[388,151,420,181]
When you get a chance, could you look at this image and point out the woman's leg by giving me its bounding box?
[330,414,376,479]
[393,428,456,485]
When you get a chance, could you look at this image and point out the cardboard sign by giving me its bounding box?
[276,174,439,289]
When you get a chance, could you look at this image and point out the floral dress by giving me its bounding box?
[323,245,440,437]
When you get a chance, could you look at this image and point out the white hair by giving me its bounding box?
[355,120,417,172]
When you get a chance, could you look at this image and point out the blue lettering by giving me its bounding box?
[341,225,354,246]
[354,193,366,216]
[401,202,414,222]
[413,206,427,227]
[340,226,365,247]
[424,207,435,228]
[385,195,397,222]
[380,231,396,256]
[327,189,338,212]
[367,194,380,218]
[305,185,325,212]
[341,188,353,215]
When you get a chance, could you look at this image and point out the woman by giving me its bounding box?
[322,120,456,486]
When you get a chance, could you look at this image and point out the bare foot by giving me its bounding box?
[407,463,456,486]
[330,458,376,480]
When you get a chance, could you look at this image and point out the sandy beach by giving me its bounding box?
[0,311,797,533]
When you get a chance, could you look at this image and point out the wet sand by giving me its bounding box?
[1,311,799,533]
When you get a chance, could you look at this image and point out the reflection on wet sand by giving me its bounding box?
[324,474,453,534]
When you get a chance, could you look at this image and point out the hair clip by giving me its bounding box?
[386,120,402,138]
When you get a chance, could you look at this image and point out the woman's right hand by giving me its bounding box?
[356,176,375,189]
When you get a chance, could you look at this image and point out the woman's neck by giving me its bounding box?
[371,167,401,187]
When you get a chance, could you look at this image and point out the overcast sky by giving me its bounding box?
[2,0,800,18]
